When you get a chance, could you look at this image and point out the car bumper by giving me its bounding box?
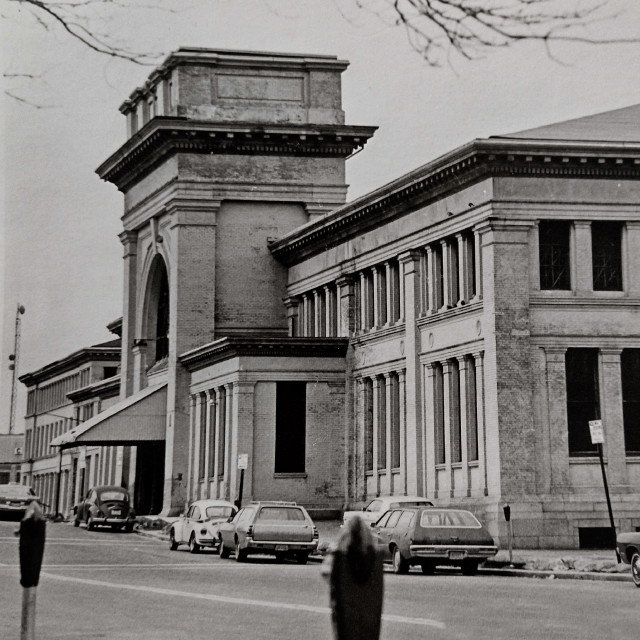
[196,537,219,548]
[91,517,136,526]
[244,539,319,553]
[409,545,498,560]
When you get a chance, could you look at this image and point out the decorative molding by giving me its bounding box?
[97,118,376,191]
[179,335,349,371]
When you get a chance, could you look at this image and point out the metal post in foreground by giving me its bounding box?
[19,501,46,640]
[597,442,621,563]
[503,504,513,565]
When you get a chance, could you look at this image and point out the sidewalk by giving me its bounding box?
[135,516,633,582]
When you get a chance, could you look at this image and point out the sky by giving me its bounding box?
[1,0,639,434]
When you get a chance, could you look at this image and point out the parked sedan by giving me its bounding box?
[169,499,237,553]
[74,485,136,532]
[0,483,39,520]
[616,531,640,587]
[372,506,497,575]
[342,495,434,528]
[218,501,319,564]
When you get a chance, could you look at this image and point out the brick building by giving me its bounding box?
[33,47,639,548]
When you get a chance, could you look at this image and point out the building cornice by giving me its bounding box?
[269,138,640,266]
[67,375,121,403]
[19,347,121,387]
[179,336,349,372]
[96,117,377,191]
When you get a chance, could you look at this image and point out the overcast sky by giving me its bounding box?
[2,0,639,433]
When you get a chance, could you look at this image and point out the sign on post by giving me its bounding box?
[237,454,248,469]
[589,420,604,444]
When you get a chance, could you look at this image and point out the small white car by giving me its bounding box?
[169,499,237,553]
[342,495,433,528]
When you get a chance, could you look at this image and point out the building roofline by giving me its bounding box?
[179,336,349,372]
[269,137,640,265]
[19,345,121,387]
[67,375,121,403]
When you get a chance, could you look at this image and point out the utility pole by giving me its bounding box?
[8,304,26,434]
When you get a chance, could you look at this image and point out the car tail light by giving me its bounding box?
[247,525,253,537]
[313,526,319,539]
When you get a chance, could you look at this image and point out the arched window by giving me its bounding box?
[155,266,169,361]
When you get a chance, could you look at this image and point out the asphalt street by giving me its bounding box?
[0,520,637,639]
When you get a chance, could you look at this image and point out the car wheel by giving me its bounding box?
[421,561,435,575]
[296,552,309,565]
[631,552,640,588]
[392,546,409,575]
[73,518,80,528]
[461,559,479,576]
[189,534,200,554]
[235,539,247,562]
[219,537,230,559]
[87,516,95,531]
[169,530,178,551]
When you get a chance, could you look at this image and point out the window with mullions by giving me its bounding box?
[621,349,640,455]
[566,349,600,456]
[592,222,623,291]
[539,221,571,290]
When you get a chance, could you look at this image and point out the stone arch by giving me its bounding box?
[141,254,170,364]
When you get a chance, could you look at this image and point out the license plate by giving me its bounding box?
[449,551,465,560]
[275,545,288,551]
[111,510,122,516]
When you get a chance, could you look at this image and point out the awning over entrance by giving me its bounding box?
[51,384,167,449]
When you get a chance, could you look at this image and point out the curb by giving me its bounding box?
[133,529,633,581]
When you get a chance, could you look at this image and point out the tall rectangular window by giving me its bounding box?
[566,348,600,456]
[450,360,462,464]
[466,356,479,462]
[217,390,226,476]
[275,382,306,473]
[592,222,623,291]
[539,220,571,290]
[390,374,401,469]
[621,349,640,455]
[377,377,386,468]
[364,379,374,472]
[434,364,445,465]
[198,395,206,481]
[207,398,216,477]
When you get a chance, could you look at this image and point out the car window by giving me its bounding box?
[375,511,392,527]
[187,506,195,518]
[99,490,128,501]
[390,500,431,509]
[386,510,403,528]
[192,507,201,521]
[365,500,382,513]
[397,510,415,528]
[205,506,234,519]
[231,509,244,523]
[420,509,481,528]
[257,507,305,522]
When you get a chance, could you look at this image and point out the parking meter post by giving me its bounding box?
[597,443,621,563]
[19,501,46,640]
[503,504,512,565]
[235,468,244,511]
[328,516,383,640]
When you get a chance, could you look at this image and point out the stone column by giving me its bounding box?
[457,233,469,305]
[204,389,213,499]
[314,290,324,337]
[457,356,470,497]
[283,297,300,337]
[384,372,393,491]
[232,381,255,505]
[398,261,405,324]
[217,386,227,498]
[423,364,436,499]
[359,271,368,331]
[398,250,424,495]
[324,285,336,336]
[372,376,381,495]
[472,351,489,496]
[545,347,570,491]
[385,262,394,326]
[472,227,483,301]
[600,349,627,486]
[336,276,355,337]
[223,383,233,501]
[398,370,407,496]
[119,230,138,399]
[301,294,310,337]
[573,221,593,294]
[425,246,436,314]
[373,266,383,329]
[442,360,454,497]
[211,388,220,497]
[441,240,451,309]
[186,394,196,502]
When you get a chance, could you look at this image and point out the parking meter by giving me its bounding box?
[503,504,511,522]
[328,516,383,640]
[19,501,46,588]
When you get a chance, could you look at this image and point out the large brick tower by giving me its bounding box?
[97,48,375,514]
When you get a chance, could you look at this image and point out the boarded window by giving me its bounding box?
[566,349,599,456]
[539,220,571,290]
[592,222,622,291]
[621,349,640,455]
[275,382,306,473]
